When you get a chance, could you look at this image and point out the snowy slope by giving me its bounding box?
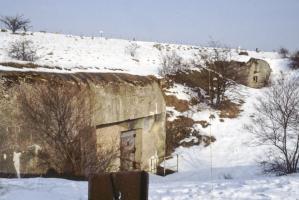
[0,31,298,199]
[0,31,199,75]
[0,31,281,76]
[164,56,293,180]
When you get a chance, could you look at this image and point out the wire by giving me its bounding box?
[208,68,214,197]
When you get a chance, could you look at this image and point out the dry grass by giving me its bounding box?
[219,100,243,118]
[164,95,189,112]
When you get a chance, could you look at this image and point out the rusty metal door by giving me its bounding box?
[120,130,136,171]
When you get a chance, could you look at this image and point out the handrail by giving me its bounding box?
[149,154,179,176]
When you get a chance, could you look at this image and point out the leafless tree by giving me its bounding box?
[0,15,30,34]
[81,131,119,176]
[8,39,38,61]
[18,81,117,175]
[290,51,299,70]
[247,74,299,175]
[0,78,20,155]
[125,42,140,57]
[158,51,184,77]
[195,41,244,107]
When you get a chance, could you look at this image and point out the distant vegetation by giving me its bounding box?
[7,39,38,61]
[0,14,31,34]
[278,47,289,58]
[290,51,299,70]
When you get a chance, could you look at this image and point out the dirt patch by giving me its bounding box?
[166,116,215,155]
[0,62,40,69]
[239,51,249,56]
[219,100,243,118]
[180,134,216,148]
[166,116,194,155]
[167,70,209,92]
[195,120,210,128]
[164,95,189,112]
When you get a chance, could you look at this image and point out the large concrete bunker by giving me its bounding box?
[0,71,166,176]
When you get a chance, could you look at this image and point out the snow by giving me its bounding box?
[0,178,87,200]
[0,31,298,199]
[0,31,282,77]
[12,152,21,179]
[1,174,299,200]
[165,83,196,101]
[0,31,200,75]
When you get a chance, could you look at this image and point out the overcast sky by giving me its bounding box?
[1,0,298,51]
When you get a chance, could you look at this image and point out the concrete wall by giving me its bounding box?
[230,58,271,88]
[92,80,165,125]
[246,58,271,88]
[95,113,166,172]
[0,72,166,176]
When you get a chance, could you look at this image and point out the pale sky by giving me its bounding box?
[1,0,298,51]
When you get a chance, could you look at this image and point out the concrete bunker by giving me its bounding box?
[0,71,166,177]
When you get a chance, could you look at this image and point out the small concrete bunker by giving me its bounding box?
[0,71,166,176]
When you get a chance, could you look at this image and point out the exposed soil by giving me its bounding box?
[0,66,158,87]
[219,100,243,119]
[164,95,189,112]
[166,116,216,156]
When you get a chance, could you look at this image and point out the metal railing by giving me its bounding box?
[149,154,178,176]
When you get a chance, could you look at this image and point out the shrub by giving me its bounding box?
[158,51,185,77]
[125,42,140,57]
[7,39,38,61]
[278,47,289,58]
[238,51,248,56]
[289,51,299,70]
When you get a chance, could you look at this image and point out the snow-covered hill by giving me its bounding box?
[0,31,298,199]
[0,31,281,76]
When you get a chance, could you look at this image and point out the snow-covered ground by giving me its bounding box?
[0,31,280,76]
[0,31,298,199]
[1,174,299,200]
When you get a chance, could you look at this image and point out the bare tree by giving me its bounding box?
[0,15,30,34]
[81,131,119,176]
[158,51,184,77]
[125,42,140,57]
[290,51,299,70]
[195,41,242,107]
[247,74,299,175]
[8,39,38,61]
[0,78,15,154]
[18,82,117,175]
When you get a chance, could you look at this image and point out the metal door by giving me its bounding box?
[120,130,136,171]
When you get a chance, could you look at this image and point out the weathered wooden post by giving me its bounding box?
[88,171,149,200]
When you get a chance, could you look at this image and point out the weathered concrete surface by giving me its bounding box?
[0,71,166,176]
[92,77,166,125]
[231,58,271,88]
[245,58,271,88]
[95,113,166,172]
